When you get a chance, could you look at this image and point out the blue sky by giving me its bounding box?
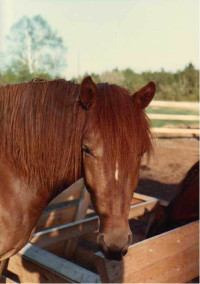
[0,0,199,79]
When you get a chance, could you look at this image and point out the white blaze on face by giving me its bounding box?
[115,161,119,181]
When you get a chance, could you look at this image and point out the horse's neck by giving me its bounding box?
[0,160,49,229]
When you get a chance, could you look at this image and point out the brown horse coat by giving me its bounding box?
[0,77,155,260]
[147,161,199,237]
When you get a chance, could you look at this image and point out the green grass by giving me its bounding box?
[150,120,198,127]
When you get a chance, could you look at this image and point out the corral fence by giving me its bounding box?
[147,100,199,138]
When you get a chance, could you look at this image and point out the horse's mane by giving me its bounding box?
[0,79,86,197]
[0,79,153,197]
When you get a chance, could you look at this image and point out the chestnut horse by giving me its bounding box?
[0,77,155,262]
[167,160,199,225]
[147,161,199,237]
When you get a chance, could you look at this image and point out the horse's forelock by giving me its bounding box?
[87,83,153,175]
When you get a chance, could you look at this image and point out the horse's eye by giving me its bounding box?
[82,146,93,156]
[139,150,146,157]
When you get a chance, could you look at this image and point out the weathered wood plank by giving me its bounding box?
[81,232,98,245]
[95,246,199,283]
[74,186,91,220]
[133,192,154,202]
[149,100,198,110]
[31,215,99,248]
[35,178,85,232]
[129,199,158,219]
[49,178,84,205]
[123,245,199,283]
[148,113,199,121]
[153,127,199,137]
[95,221,199,283]
[133,192,169,207]
[6,243,100,283]
[73,245,97,272]
[6,254,68,283]
[31,199,158,249]
[64,186,91,258]
[131,198,143,205]
[44,240,67,257]
[35,201,78,232]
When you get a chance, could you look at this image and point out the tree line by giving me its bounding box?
[0,15,198,101]
[72,63,199,101]
[1,63,198,101]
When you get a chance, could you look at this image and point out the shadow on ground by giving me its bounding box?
[136,178,177,202]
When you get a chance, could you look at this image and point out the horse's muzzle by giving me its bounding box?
[97,233,132,261]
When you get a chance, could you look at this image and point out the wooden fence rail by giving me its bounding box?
[148,113,199,121]
[148,100,199,137]
[150,100,199,110]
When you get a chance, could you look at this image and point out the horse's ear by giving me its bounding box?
[80,76,98,109]
[133,81,156,109]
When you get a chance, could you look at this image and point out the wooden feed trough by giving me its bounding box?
[2,179,199,283]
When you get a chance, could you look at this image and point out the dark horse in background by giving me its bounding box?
[147,161,199,237]
[0,76,156,262]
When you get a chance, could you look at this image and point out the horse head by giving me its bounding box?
[80,76,156,260]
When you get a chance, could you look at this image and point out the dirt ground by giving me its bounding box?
[136,137,199,202]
